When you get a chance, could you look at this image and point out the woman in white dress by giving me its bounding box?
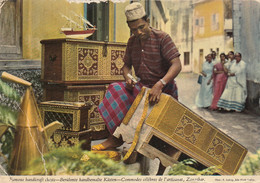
[217,52,247,112]
[224,51,236,71]
[195,54,214,108]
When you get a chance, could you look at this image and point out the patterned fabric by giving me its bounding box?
[123,27,180,87]
[210,63,228,110]
[98,81,178,134]
[217,60,247,112]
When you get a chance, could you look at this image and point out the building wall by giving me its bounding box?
[169,0,193,72]
[150,1,171,33]
[193,35,226,72]
[22,0,84,60]
[114,0,172,43]
[192,0,233,73]
[114,2,131,43]
[233,0,260,115]
[193,0,225,39]
[22,1,132,60]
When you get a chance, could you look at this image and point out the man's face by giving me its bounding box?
[206,54,212,62]
[212,52,216,59]
[228,52,234,60]
[220,54,226,62]
[127,18,151,41]
[235,54,241,62]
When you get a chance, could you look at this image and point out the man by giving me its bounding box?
[211,51,219,65]
[217,52,247,112]
[92,2,182,151]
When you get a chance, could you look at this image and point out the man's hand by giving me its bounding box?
[148,81,164,105]
[125,78,136,91]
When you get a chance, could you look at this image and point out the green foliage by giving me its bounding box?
[0,127,15,158]
[0,79,20,159]
[29,144,136,175]
[237,149,260,175]
[0,106,18,127]
[0,79,21,102]
[167,159,219,175]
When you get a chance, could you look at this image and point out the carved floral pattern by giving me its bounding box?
[111,50,125,75]
[207,137,231,163]
[78,48,98,76]
[175,115,202,144]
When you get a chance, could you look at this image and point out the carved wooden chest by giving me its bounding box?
[40,38,126,84]
[42,84,109,139]
[39,101,90,131]
[116,87,248,175]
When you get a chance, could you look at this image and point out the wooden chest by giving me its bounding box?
[117,87,248,175]
[42,84,108,137]
[39,101,90,131]
[40,38,126,84]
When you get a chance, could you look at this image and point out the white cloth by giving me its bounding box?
[113,89,153,145]
[212,58,219,65]
[195,61,214,108]
[224,59,235,70]
[125,2,146,21]
[217,60,247,112]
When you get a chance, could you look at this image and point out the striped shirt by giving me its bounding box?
[123,27,180,87]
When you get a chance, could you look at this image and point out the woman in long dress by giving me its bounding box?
[217,52,247,112]
[195,54,214,108]
[210,53,228,110]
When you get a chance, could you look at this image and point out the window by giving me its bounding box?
[211,13,219,31]
[195,17,204,27]
[199,17,205,34]
[216,48,219,56]
[195,19,199,26]
[195,17,204,35]
[200,17,204,27]
[86,2,109,41]
[184,52,190,65]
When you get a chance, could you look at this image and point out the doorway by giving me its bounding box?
[0,0,22,60]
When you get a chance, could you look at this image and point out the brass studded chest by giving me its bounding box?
[39,101,90,131]
[40,39,127,140]
[119,87,248,175]
[39,101,92,149]
[40,38,126,84]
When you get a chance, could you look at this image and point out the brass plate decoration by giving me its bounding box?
[207,136,232,164]
[64,42,78,81]
[175,115,203,145]
[49,129,91,150]
[111,49,125,76]
[79,94,101,124]
[78,48,98,76]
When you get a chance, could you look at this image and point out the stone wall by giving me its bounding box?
[233,0,260,115]
[0,61,42,111]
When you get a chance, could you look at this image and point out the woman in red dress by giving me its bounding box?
[210,53,228,110]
